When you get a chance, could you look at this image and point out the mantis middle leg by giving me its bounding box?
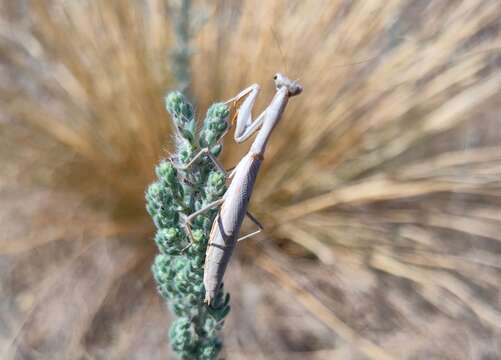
[175,147,228,176]
[175,83,274,177]
[183,198,225,244]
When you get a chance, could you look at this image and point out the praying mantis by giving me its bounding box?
[181,73,303,305]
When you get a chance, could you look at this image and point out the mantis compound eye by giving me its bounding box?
[273,74,278,80]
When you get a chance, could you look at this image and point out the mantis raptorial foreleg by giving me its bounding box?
[225,84,269,143]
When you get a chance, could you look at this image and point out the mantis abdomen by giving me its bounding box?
[203,154,262,304]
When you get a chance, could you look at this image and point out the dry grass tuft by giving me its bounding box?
[1,0,501,359]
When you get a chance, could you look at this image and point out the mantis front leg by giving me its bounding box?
[225,84,270,143]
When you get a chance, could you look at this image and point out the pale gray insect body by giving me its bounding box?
[183,73,302,305]
[203,153,262,303]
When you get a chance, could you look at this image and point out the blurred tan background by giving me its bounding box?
[1,0,501,359]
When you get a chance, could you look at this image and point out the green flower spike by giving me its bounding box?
[147,91,230,359]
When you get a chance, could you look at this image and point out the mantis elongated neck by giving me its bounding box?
[250,88,289,157]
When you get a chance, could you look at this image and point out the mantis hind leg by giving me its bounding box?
[237,211,264,242]
[172,147,241,180]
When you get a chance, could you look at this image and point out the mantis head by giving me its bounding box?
[273,73,303,97]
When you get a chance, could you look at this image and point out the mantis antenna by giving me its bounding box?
[271,26,290,75]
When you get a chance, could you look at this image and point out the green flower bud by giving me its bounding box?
[210,144,223,157]
[192,229,204,243]
[199,341,222,360]
[165,91,194,125]
[154,206,179,229]
[155,160,178,185]
[206,171,226,198]
[207,102,230,123]
[199,103,229,148]
[152,254,175,286]
[165,91,196,143]
[170,318,199,353]
[177,139,195,164]
[145,182,162,215]
[155,227,183,255]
